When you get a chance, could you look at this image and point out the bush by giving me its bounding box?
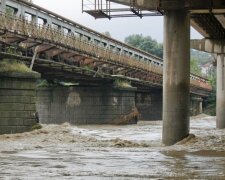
[0,59,34,73]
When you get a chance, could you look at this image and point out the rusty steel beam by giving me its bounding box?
[110,0,225,11]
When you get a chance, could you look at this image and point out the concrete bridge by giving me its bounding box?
[0,0,213,143]
[83,0,225,145]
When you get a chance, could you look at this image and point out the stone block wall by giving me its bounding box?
[36,86,137,125]
[136,91,204,121]
[136,91,162,120]
[190,96,203,116]
[0,72,40,134]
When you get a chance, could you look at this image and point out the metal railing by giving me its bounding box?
[0,12,212,91]
[0,12,163,74]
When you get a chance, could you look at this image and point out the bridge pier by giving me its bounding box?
[190,96,203,116]
[163,10,190,145]
[136,90,162,120]
[191,39,225,128]
[36,86,138,125]
[0,72,40,135]
[216,54,225,129]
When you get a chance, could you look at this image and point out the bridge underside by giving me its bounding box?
[0,16,210,95]
[0,0,213,140]
[101,0,225,145]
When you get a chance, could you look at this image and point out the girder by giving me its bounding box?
[108,0,225,40]
[0,0,212,95]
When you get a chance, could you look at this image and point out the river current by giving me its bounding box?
[0,115,224,179]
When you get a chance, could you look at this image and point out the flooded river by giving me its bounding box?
[0,115,225,179]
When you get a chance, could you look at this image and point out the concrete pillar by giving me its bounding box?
[199,100,203,114]
[190,96,203,116]
[216,54,225,129]
[0,0,6,13]
[162,10,190,145]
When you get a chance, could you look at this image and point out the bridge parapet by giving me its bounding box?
[190,74,212,92]
[0,12,212,94]
[0,13,163,75]
[0,0,212,95]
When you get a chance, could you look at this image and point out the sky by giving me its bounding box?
[32,0,203,43]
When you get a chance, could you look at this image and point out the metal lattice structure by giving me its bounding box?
[0,0,212,95]
[82,0,163,19]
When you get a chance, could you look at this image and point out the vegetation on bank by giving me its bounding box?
[0,59,36,73]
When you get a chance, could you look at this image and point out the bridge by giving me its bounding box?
[0,0,212,142]
[83,0,225,145]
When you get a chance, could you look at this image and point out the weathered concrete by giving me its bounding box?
[0,72,40,135]
[136,91,162,121]
[110,0,225,11]
[190,96,203,116]
[191,39,225,54]
[162,10,190,145]
[136,90,203,121]
[36,86,138,125]
[216,54,225,129]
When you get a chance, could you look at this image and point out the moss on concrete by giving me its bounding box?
[0,59,37,74]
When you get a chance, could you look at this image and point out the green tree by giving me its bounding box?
[204,67,216,115]
[191,49,213,65]
[124,34,163,58]
[190,58,201,75]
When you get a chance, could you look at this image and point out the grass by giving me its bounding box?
[0,59,34,73]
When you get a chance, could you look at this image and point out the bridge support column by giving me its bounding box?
[190,96,203,116]
[162,10,190,145]
[216,54,225,129]
[36,86,138,125]
[0,71,40,135]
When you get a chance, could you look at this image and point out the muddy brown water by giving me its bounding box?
[0,115,225,179]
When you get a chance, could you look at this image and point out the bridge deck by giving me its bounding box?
[0,0,212,96]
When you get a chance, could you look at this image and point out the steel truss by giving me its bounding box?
[82,0,163,19]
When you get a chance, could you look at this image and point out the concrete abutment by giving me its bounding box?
[136,90,162,121]
[36,86,138,125]
[0,72,40,135]
[0,73,205,134]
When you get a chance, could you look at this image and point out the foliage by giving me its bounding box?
[204,67,216,115]
[124,34,163,58]
[6,6,14,16]
[114,79,132,88]
[190,50,215,115]
[0,59,34,73]
[190,58,202,76]
[191,49,213,65]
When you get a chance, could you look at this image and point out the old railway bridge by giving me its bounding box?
[0,0,213,144]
